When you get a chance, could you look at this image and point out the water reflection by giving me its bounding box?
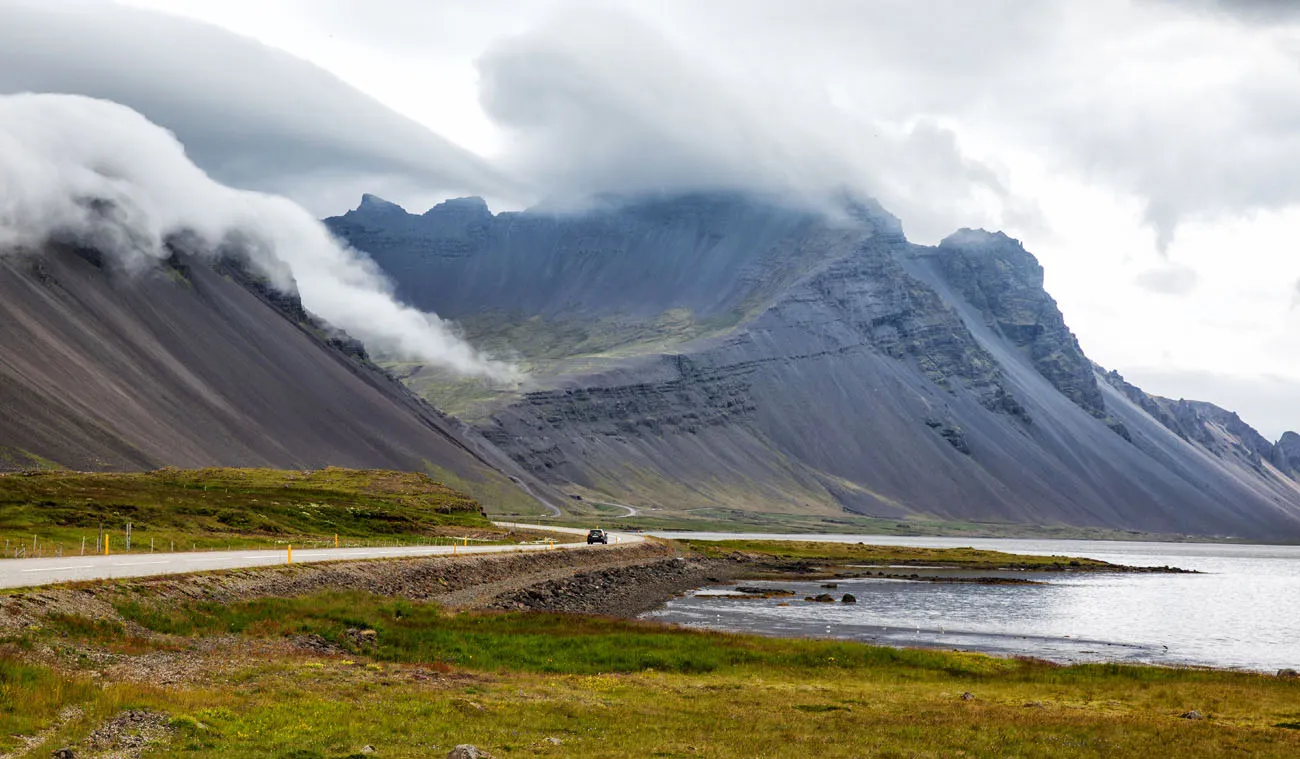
[643,534,1300,671]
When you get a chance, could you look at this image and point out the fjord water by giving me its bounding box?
[646,534,1300,672]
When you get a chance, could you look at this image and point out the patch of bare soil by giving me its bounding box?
[80,710,172,759]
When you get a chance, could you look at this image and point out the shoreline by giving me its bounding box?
[4,541,1299,759]
[1,540,1287,676]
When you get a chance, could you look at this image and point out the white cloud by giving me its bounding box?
[475,6,1028,242]
[0,0,519,214]
[0,93,517,381]
[1134,263,1200,295]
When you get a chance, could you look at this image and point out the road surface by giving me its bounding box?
[0,524,643,590]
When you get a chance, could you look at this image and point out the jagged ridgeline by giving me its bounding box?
[326,192,1300,540]
[0,241,551,516]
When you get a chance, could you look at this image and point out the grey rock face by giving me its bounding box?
[934,230,1106,421]
[796,237,1029,422]
[328,192,1300,540]
[1274,432,1300,476]
[1102,369,1296,476]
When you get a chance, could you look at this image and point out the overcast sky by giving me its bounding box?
[4,0,1300,437]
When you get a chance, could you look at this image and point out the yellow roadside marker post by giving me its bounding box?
[104,536,109,556]
[287,544,292,564]
[335,533,339,549]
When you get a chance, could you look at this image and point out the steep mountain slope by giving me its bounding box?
[0,244,548,514]
[327,193,1300,540]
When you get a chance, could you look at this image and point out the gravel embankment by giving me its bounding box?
[486,556,753,617]
[0,541,674,629]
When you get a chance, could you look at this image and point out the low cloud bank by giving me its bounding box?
[477,7,1026,243]
[0,93,516,380]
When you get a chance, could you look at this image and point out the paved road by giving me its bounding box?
[0,524,643,590]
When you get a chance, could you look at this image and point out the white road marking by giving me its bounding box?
[114,560,171,566]
[21,565,94,572]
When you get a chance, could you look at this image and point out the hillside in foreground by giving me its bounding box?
[0,467,504,556]
[2,544,1297,758]
[0,244,553,517]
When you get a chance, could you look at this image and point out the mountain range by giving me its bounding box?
[3,188,1297,540]
[323,192,1300,540]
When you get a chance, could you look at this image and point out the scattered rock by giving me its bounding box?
[85,710,172,755]
[484,553,736,617]
[840,594,856,604]
[446,746,494,759]
[820,583,838,589]
[291,633,340,654]
[733,587,795,598]
[360,745,376,754]
[50,748,75,759]
[1180,710,1205,720]
[346,628,379,647]
[960,692,975,701]
[1278,668,1299,679]
[543,736,563,745]
[811,594,835,603]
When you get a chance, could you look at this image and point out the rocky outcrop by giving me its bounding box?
[798,237,1029,422]
[1274,432,1300,477]
[1101,369,1298,479]
[934,230,1107,422]
[1102,369,1186,436]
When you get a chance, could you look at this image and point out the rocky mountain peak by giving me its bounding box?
[835,193,906,239]
[1274,431,1300,475]
[934,228,1105,420]
[423,195,491,218]
[417,196,493,239]
[939,229,1044,288]
[355,193,406,215]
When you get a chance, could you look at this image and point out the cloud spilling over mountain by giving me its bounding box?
[471,0,1300,249]
[0,0,518,213]
[0,93,514,380]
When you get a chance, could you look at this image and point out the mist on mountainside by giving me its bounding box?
[0,93,516,381]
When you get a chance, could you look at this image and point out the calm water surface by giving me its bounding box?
[645,533,1300,672]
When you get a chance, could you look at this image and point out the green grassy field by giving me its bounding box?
[681,539,1118,570]
[0,468,498,558]
[534,507,1210,542]
[4,590,1298,758]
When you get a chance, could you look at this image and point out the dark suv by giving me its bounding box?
[587,529,608,545]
